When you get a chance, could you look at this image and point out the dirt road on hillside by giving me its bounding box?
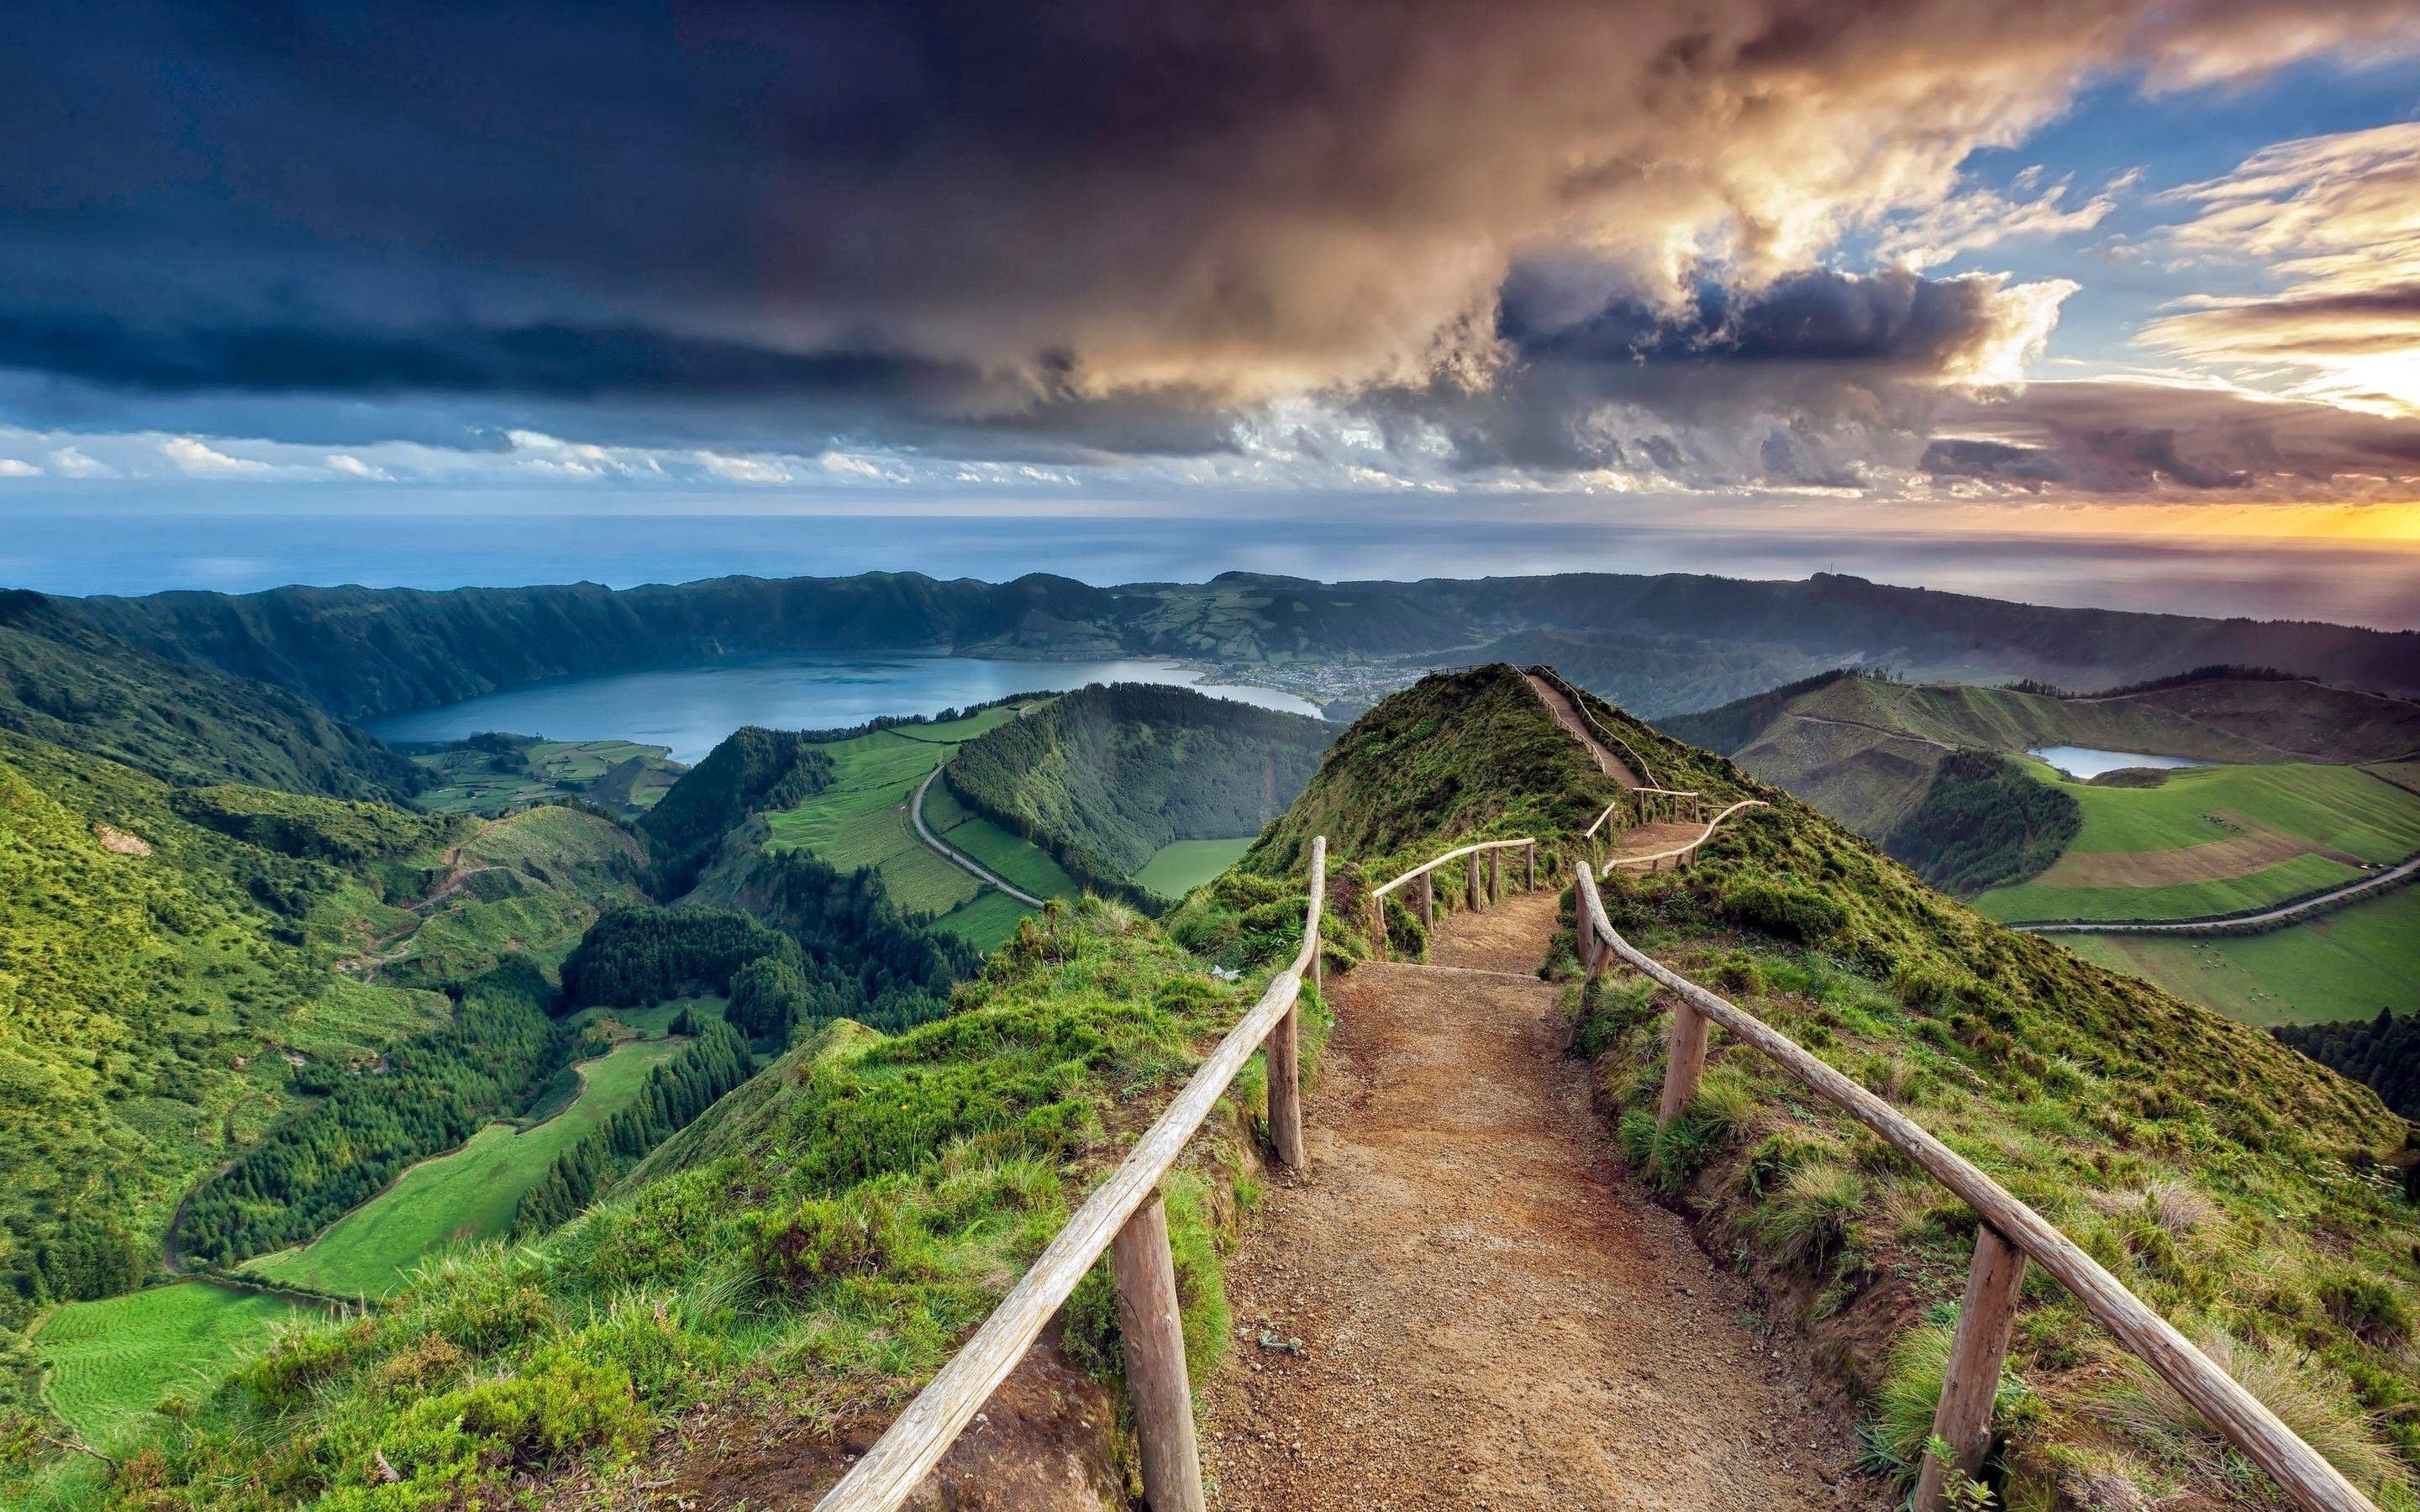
[1204,890,1878,1511]
[1523,673,1644,787]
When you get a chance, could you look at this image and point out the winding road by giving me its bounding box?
[2020,851,2420,936]
[908,764,1047,907]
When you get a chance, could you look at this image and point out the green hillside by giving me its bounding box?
[943,682,1333,903]
[407,734,685,818]
[31,1283,299,1451]
[242,1035,689,1299]
[0,591,420,802]
[2063,890,2420,1026]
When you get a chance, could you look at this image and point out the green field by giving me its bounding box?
[1134,837,1255,899]
[2062,887,2420,1026]
[34,1283,297,1446]
[1975,762,2420,923]
[245,1037,687,1297]
[759,707,1071,942]
[413,738,682,816]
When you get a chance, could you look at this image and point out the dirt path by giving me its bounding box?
[1524,673,1644,787]
[1599,819,1706,868]
[1204,890,1875,1510]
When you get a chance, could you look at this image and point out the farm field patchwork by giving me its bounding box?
[244,1036,687,1298]
[930,889,1036,951]
[2061,887,2420,1027]
[34,1283,297,1448]
[1975,761,2420,923]
[411,738,683,816]
[1134,837,1255,900]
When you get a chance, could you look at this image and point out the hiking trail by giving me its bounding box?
[1202,888,1877,1510]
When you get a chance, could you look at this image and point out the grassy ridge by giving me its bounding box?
[1256,664,2420,1506]
[244,1038,689,1299]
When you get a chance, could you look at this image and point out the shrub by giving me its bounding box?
[1719,878,1848,944]
[2320,1271,2412,1349]
[2086,1335,2411,1497]
[451,1353,650,1465]
[1861,1320,2033,1484]
[744,1194,896,1292]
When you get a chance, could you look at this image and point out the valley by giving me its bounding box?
[7,575,2420,1512]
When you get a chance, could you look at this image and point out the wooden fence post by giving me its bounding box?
[1466,853,1482,911]
[1488,848,1502,903]
[1418,871,1434,927]
[1915,1226,2028,1512]
[1112,1195,1207,1512]
[1525,842,1537,890]
[1655,1000,1709,1126]
[1267,991,1304,1168]
[1368,894,1387,962]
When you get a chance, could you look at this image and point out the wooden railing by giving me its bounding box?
[1584,787,1711,841]
[1366,836,1539,942]
[1534,664,1662,788]
[1597,798,1766,873]
[814,837,1328,1512]
[1570,864,2379,1512]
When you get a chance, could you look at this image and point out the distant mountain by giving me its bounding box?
[45,569,2420,724]
[943,682,1334,903]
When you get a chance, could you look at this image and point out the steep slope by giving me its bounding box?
[942,682,1333,903]
[1242,665,2420,1507]
[0,590,419,801]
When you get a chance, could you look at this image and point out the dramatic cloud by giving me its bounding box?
[2144,123,2420,412]
[1928,380,2420,494]
[0,0,2414,491]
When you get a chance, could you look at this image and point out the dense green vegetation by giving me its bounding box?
[943,682,1331,904]
[0,591,419,801]
[512,1018,755,1234]
[559,906,797,1011]
[30,1284,299,1451]
[168,783,453,865]
[406,734,684,818]
[2278,1011,2420,1123]
[0,731,465,1316]
[175,960,567,1268]
[245,1037,692,1299]
[1883,749,2081,895]
[718,848,978,1032]
[2066,890,2420,1027]
[637,727,835,895]
[11,893,1311,1508]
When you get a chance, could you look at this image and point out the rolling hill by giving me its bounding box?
[942,682,1334,905]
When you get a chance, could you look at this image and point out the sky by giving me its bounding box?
[3,1,2418,615]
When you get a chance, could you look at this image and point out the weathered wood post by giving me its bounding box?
[1418,870,1434,927]
[1655,1000,1709,1126]
[1525,841,1537,890]
[1368,890,1387,963]
[1466,852,1482,911]
[1111,1195,1207,1512]
[1915,1226,2028,1512]
[1488,847,1502,904]
[1267,984,1304,1168]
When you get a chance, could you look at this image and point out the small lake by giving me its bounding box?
[2027,745,2216,780]
[367,654,1323,763]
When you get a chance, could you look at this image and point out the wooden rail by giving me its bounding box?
[815,837,1328,1512]
[1598,799,1767,873]
[1533,665,1662,788]
[1570,864,2379,1512]
[1367,837,1539,946]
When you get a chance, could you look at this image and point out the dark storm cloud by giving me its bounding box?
[0,0,2415,480]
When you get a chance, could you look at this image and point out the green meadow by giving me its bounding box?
[34,1284,298,1448]
[1135,837,1256,900]
[760,706,1073,941]
[2062,887,2420,1027]
[244,1037,687,1298]
[413,738,681,816]
[1977,762,2420,923]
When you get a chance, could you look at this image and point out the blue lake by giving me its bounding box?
[2027,745,2215,780]
[366,654,1323,764]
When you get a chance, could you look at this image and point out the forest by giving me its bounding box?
[1882,749,2083,895]
[511,1016,755,1234]
[2277,1010,2420,1122]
